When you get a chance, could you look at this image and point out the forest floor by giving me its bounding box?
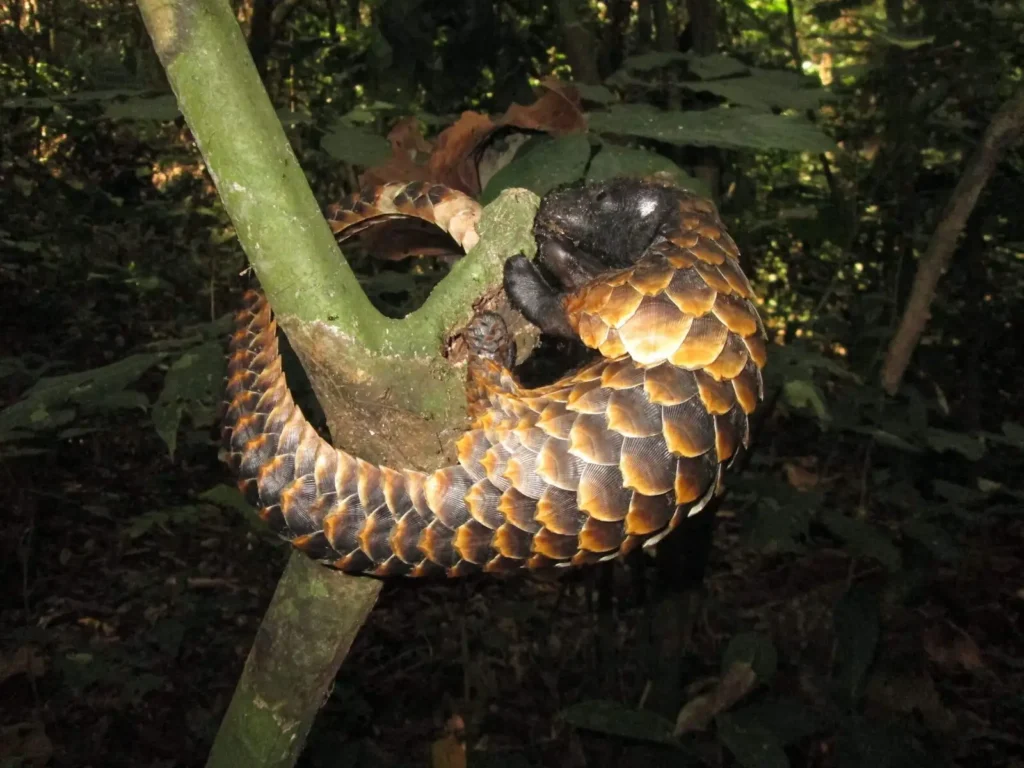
[1,400,1021,767]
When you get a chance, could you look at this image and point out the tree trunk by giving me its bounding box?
[136,2,539,765]
[881,83,1024,394]
[555,0,601,85]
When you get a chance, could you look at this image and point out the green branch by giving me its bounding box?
[137,0,538,360]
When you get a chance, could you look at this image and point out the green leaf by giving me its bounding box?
[560,700,678,746]
[722,632,778,683]
[684,69,832,112]
[862,20,936,49]
[618,51,689,72]
[833,586,879,705]
[783,379,830,422]
[104,94,181,121]
[573,83,617,104]
[728,698,828,745]
[688,53,750,80]
[1001,421,1024,448]
[320,123,393,166]
[820,509,901,571]
[91,390,150,412]
[744,499,811,554]
[23,353,162,408]
[836,716,941,768]
[859,428,922,453]
[153,342,226,459]
[479,135,590,205]
[716,712,790,768]
[587,145,706,194]
[932,480,985,505]
[199,484,253,515]
[901,519,959,562]
[924,428,984,460]
[588,104,838,154]
[276,107,313,126]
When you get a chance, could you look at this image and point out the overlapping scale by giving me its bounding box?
[222,182,768,577]
[670,314,729,369]
[616,297,693,365]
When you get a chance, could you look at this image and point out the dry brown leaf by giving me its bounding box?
[674,661,758,735]
[922,621,986,673]
[0,646,47,684]
[498,78,586,135]
[783,458,820,491]
[427,110,497,195]
[360,79,587,198]
[431,735,465,768]
[0,722,53,766]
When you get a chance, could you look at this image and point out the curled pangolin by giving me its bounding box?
[221,178,766,577]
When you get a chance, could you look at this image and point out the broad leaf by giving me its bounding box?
[716,712,790,768]
[820,509,901,571]
[833,586,880,705]
[479,135,590,205]
[924,428,985,460]
[560,700,678,746]
[728,698,828,745]
[722,632,778,683]
[684,69,832,112]
[586,145,705,194]
[688,53,750,80]
[320,123,393,166]
[153,342,226,459]
[104,94,180,122]
[588,104,838,154]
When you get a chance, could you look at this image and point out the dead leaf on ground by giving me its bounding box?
[922,621,987,673]
[674,661,758,735]
[0,645,47,683]
[0,722,54,766]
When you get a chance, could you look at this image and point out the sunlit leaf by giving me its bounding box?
[684,69,833,112]
[617,51,689,72]
[104,94,180,121]
[783,379,830,422]
[587,145,706,194]
[573,83,617,104]
[588,104,838,153]
[479,135,590,205]
[688,53,750,80]
[320,123,393,166]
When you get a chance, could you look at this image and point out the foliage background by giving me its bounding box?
[1,0,1022,766]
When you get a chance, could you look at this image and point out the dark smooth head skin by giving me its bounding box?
[503,177,686,340]
[532,177,681,271]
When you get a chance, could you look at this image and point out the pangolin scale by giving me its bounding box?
[220,179,766,577]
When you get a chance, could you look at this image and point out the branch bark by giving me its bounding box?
[136,2,539,765]
[880,83,1024,394]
